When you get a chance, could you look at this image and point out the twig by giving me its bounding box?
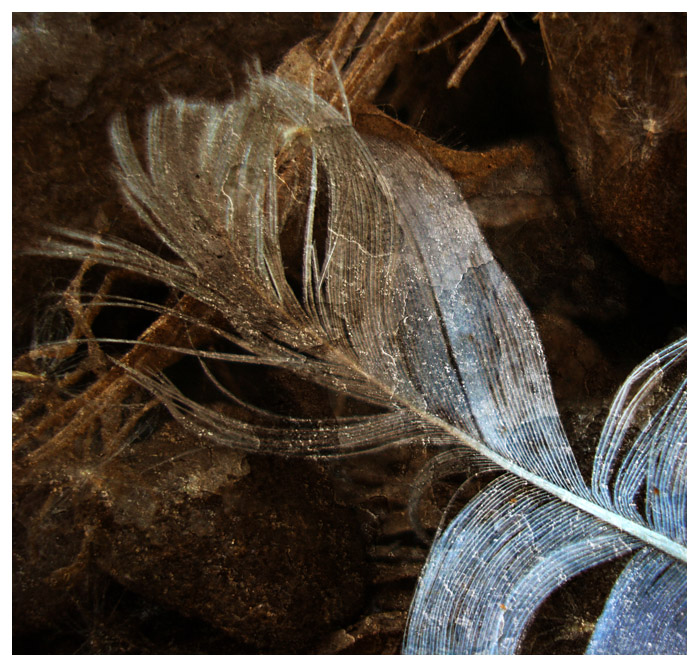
[417,13,484,54]
[423,12,527,89]
[319,12,374,72]
[339,13,428,105]
[13,294,211,468]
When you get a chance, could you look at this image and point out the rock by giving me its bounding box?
[539,13,686,284]
[13,13,105,112]
[90,423,370,652]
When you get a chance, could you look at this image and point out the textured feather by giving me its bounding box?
[37,73,686,653]
[404,338,686,654]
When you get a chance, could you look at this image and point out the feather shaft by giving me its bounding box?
[414,410,686,562]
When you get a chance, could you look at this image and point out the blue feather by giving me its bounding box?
[404,338,686,654]
[36,73,686,654]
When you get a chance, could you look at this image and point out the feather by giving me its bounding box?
[37,73,686,653]
[404,338,686,654]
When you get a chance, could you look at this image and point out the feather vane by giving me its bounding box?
[37,73,686,653]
